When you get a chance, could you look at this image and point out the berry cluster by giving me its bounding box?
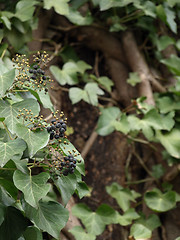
[47,111,67,140]
[49,154,78,176]
[16,108,47,131]
[12,52,53,93]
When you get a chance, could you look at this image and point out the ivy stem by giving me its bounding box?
[125,177,154,185]
[2,122,13,140]
[0,167,16,170]
[12,90,29,92]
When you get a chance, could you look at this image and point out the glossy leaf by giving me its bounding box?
[0,68,15,98]
[69,226,96,240]
[127,72,141,87]
[130,214,161,239]
[161,55,180,75]
[0,98,40,134]
[0,206,29,240]
[25,201,69,239]
[23,226,43,240]
[96,76,114,92]
[0,138,26,167]
[156,35,175,51]
[44,0,69,15]
[14,0,37,22]
[72,203,107,235]
[106,182,140,211]
[76,181,89,199]
[16,124,49,157]
[144,188,176,212]
[116,208,140,226]
[13,170,51,208]
[55,174,77,206]
[97,107,121,136]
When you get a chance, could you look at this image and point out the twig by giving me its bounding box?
[81,126,98,159]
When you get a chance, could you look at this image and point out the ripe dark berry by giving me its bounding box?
[33,65,38,69]
[60,127,65,133]
[59,120,64,124]
[37,68,42,73]
[50,132,54,140]
[55,134,59,139]
[33,69,37,74]
[29,69,33,73]
[64,156,69,161]
[41,70,45,75]
[69,168,75,174]
[59,133,64,138]
[61,123,66,130]
[51,119,56,124]
[42,75,46,80]
[56,123,61,128]
[51,125,56,131]
[63,170,69,176]
[47,126,51,132]
[61,162,66,166]
[31,75,36,80]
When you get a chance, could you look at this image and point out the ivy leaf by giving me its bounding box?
[23,226,43,240]
[96,204,118,225]
[130,214,161,239]
[99,0,136,11]
[113,114,130,134]
[69,87,86,104]
[14,0,37,22]
[84,82,104,106]
[164,5,177,33]
[151,164,165,179]
[76,181,89,199]
[55,174,77,206]
[72,203,106,235]
[0,138,26,167]
[96,76,114,92]
[50,61,91,86]
[0,186,15,206]
[44,0,69,16]
[106,182,140,212]
[157,96,180,113]
[59,139,85,175]
[97,107,121,136]
[0,206,29,240]
[161,55,180,75]
[0,98,40,134]
[144,188,176,212]
[116,208,140,226]
[69,226,96,240]
[156,128,180,158]
[13,170,51,208]
[156,35,175,51]
[65,8,93,25]
[0,68,15,98]
[16,124,49,157]
[25,201,69,239]
[127,72,141,87]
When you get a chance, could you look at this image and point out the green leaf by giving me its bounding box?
[97,107,121,136]
[84,82,104,106]
[156,35,175,51]
[106,182,140,211]
[69,87,86,104]
[44,0,69,15]
[134,1,156,18]
[0,206,29,240]
[161,55,180,76]
[0,98,40,134]
[1,16,11,30]
[13,170,51,208]
[76,181,89,199]
[0,186,15,206]
[96,76,114,92]
[59,139,85,175]
[69,226,96,240]
[23,226,43,240]
[16,124,49,157]
[175,237,180,240]
[99,0,136,11]
[72,203,106,235]
[151,164,165,179]
[130,215,161,239]
[96,204,118,225]
[25,201,69,239]
[65,8,93,25]
[164,5,177,33]
[50,61,91,86]
[116,208,140,226]
[113,114,130,134]
[156,128,180,158]
[144,188,176,212]
[0,68,15,98]
[14,0,37,22]
[55,174,77,206]
[167,0,180,7]
[157,96,180,113]
[0,138,26,167]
